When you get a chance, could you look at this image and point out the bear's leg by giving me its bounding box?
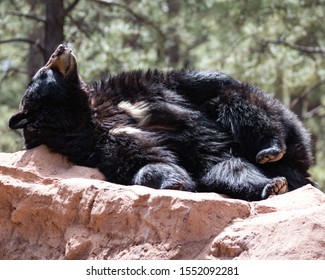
[133,163,196,191]
[229,122,287,165]
[203,93,287,165]
[199,157,288,201]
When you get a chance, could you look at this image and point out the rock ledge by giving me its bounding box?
[0,146,324,259]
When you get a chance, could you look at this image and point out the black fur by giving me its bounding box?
[9,45,316,201]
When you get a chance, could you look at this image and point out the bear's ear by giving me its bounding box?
[8,112,29,129]
[44,44,78,78]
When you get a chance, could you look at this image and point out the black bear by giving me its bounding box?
[9,44,316,201]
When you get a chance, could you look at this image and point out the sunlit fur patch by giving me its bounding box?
[110,126,144,136]
[118,101,150,125]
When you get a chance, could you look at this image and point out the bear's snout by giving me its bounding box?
[44,44,77,77]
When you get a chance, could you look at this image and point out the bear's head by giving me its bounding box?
[9,44,90,149]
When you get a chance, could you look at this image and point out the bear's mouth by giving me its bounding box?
[44,44,77,77]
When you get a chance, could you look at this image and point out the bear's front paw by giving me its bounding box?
[256,147,285,164]
[261,177,288,199]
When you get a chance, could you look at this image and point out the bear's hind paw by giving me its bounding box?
[261,177,288,199]
[256,147,285,164]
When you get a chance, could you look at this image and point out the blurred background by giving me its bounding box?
[0,0,324,191]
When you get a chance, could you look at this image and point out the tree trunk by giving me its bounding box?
[44,0,65,61]
[165,0,181,67]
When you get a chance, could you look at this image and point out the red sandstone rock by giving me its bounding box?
[0,146,324,259]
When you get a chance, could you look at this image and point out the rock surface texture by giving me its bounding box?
[0,146,324,260]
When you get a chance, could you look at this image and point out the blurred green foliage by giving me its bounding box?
[0,0,324,191]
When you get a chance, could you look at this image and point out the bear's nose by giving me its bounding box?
[57,44,66,54]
